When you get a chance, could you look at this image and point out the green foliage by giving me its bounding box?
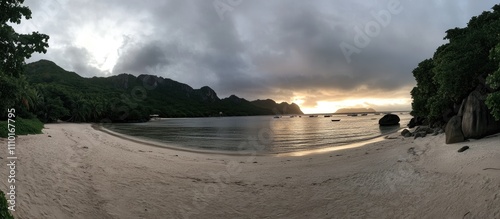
[486,92,500,121]
[36,95,69,123]
[433,9,500,102]
[0,74,38,119]
[0,73,18,117]
[23,60,301,122]
[410,59,437,117]
[0,0,48,123]
[486,43,500,120]
[411,4,500,124]
[1,0,49,78]
[0,190,14,219]
[427,93,453,122]
[0,117,44,138]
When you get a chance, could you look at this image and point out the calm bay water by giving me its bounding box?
[104,113,412,154]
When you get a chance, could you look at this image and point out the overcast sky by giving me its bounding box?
[15,0,497,113]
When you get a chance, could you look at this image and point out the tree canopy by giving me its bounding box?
[0,0,49,118]
[411,4,500,123]
[21,60,304,123]
[0,0,49,77]
[487,42,500,120]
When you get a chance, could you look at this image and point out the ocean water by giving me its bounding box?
[104,113,412,154]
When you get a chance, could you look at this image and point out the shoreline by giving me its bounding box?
[92,124,264,156]
[1,123,499,218]
[95,123,405,157]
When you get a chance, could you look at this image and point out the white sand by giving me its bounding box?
[1,123,499,218]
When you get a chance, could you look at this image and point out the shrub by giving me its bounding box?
[0,118,44,138]
[0,190,14,219]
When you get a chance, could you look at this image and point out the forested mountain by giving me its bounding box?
[23,60,303,122]
[251,99,303,115]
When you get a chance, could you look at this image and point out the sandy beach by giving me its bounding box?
[1,123,500,218]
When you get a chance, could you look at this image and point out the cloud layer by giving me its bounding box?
[16,0,496,111]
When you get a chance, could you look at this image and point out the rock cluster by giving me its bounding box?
[445,91,500,144]
[460,91,500,139]
[401,126,444,139]
[407,117,425,128]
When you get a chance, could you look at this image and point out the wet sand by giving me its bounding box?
[1,123,499,218]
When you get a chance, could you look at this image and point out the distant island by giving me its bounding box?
[23,60,303,122]
[335,108,377,114]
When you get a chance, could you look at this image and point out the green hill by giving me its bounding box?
[24,60,303,122]
[251,99,303,114]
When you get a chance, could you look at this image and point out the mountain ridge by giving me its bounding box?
[24,60,303,121]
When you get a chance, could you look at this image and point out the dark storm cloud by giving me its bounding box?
[242,0,419,95]
[19,0,497,105]
[113,41,169,75]
[62,46,103,78]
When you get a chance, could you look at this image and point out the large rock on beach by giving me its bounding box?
[407,117,425,128]
[379,114,400,126]
[461,91,500,139]
[445,116,465,144]
[401,129,412,137]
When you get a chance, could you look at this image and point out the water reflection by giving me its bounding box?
[378,124,401,134]
[104,114,412,153]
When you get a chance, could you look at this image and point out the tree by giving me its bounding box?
[486,42,500,120]
[1,0,49,120]
[0,72,18,118]
[433,22,497,103]
[87,99,104,122]
[0,190,14,219]
[13,75,39,117]
[432,5,500,103]
[410,59,437,117]
[1,0,49,78]
[410,4,500,124]
[36,95,69,123]
[68,96,90,122]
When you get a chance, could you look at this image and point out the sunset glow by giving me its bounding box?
[298,98,412,114]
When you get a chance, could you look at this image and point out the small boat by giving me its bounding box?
[150,114,160,120]
[361,113,368,116]
[274,116,280,119]
[331,119,341,122]
[324,115,331,118]
[309,115,318,118]
[347,113,358,117]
